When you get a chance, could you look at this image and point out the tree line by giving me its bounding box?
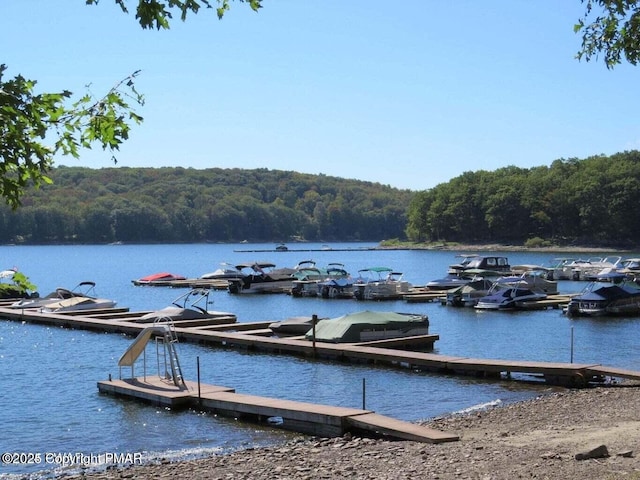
[405,150,640,249]
[0,166,413,244]
[2,151,639,247]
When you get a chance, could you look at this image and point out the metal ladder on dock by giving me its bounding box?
[155,319,186,388]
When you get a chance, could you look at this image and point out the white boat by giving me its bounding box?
[137,288,236,324]
[199,262,246,280]
[10,281,99,310]
[567,256,623,281]
[544,257,579,280]
[617,258,640,276]
[352,267,411,301]
[40,281,116,312]
[0,267,17,280]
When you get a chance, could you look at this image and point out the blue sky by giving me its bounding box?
[3,1,639,191]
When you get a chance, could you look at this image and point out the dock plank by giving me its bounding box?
[346,412,459,443]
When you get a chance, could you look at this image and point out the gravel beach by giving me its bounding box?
[69,382,640,480]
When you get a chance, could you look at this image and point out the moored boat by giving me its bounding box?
[228,260,322,294]
[137,288,236,324]
[474,280,547,310]
[268,315,321,336]
[567,256,623,281]
[445,278,496,307]
[40,281,116,312]
[199,262,246,281]
[291,263,354,298]
[10,281,99,310]
[132,272,187,285]
[352,267,411,301]
[565,272,640,317]
[304,311,429,343]
[447,255,511,276]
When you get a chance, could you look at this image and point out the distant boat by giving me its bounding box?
[427,255,510,290]
[133,272,186,285]
[563,256,623,281]
[447,255,511,276]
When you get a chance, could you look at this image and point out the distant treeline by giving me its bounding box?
[2,151,639,247]
[405,150,640,249]
[0,167,413,244]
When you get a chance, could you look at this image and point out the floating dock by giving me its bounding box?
[1,302,639,387]
[97,377,458,443]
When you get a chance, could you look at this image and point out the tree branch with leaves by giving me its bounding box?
[575,0,640,68]
[0,0,261,209]
[0,66,144,208]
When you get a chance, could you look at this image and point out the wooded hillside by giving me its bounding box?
[2,151,639,247]
[406,150,640,249]
[0,167,413,244]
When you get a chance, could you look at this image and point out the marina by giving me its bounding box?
[4,242,640,477]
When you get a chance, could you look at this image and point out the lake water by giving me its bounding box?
[2,243,640,478]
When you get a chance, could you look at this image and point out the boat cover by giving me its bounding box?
[305,310,428,343]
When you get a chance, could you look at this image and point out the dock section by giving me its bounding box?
[97,377,459,443]
[2,303,640,387]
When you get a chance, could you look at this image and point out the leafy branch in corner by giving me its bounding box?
[0,66,144,209]
[574,0,640,68]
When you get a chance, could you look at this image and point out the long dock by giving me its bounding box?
[2,303,640,387]
[97,377,458,443]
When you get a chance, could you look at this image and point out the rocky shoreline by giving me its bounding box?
[68,382,640,480]
[377,242,629,253]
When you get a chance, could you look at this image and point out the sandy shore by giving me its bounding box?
[68,382,640,480]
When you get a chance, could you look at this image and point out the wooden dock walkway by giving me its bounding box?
[2,303,640,387]
[97,377,459,443]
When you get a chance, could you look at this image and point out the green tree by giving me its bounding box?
[1,0,635,212]
[0,66,144,209]
[0,0,262,209]
[575,0,640,67]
